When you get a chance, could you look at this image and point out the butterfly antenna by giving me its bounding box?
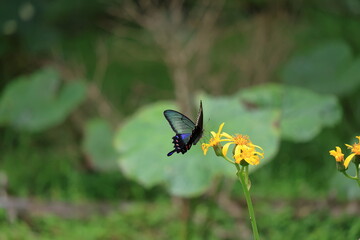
[206,117,210,125]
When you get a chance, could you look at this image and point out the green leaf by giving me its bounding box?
[114,93,280,197]
[282,87,341,141]
[82,118,119,171]
[282,40,360,95]
[240,84,342,142]
[0,67,86,132]
[114,102,175,188]
[338,57,360,95]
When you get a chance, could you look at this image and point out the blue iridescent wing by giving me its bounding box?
[163,110,196,134]
[167,133,192,156]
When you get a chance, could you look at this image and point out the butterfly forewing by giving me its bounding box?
[163,110,196,134]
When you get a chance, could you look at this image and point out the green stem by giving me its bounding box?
[222,155,235,165]
[235,164,260,240]
[356,163,360,187]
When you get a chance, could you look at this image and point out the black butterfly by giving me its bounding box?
[164,101,204,156]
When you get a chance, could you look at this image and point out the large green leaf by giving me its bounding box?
[114,102,175,188]
[114,93,280,197]
[282,86,341,141]
[282,40,360,96]
[0,67,86,132]
[239,84,342,142]
[82,118,118,171]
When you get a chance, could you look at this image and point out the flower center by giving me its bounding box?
[233,134,250,146]
[352,143,360,155]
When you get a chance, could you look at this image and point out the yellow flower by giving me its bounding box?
[222,134,263,158]
[345,136,360,155]
[201,123,264,165]
[329,146,352,170]
[234,144,264,165]
[329,146,344,163]
[202,122,227,155]
[343,136,360,168]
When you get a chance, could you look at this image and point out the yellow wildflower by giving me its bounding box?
[202,122,227,155]
[329,146,352,170]
[345,136,360,155]
[329,146,344,163]
[343,136,360,167]
[234,144,264,165]
[201,123,264,165]
[222,134,263,161]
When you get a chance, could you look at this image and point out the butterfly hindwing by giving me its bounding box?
[167,133,191,156]
[164,101,204,156]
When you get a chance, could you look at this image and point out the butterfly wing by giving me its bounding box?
[164,101,203,156]
[190,100,203,145]
[167,133,192,156]
[163,110,196,134]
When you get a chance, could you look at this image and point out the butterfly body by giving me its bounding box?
[164,101,203,156]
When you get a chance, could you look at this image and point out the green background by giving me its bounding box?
[0,0,359,239]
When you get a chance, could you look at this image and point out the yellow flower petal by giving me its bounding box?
[251,144,264,151]
[222,142,232,157]
[234,144,242,156]
[345,144,352,149]
[217,122,225,135]
[202,143,210,155]
[255,151,264,157]
[247,156,259,165]
[221,132,233,140]
[329,146,344,162]
[344,153,355,168]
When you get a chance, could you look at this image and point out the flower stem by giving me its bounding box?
[355,163,360,187]
[222,155,235,165]
[235,164,260,240]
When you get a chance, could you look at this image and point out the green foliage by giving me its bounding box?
[0,199,358,240]
[258,206,360,240]
[2,144,81,199]
[0,139,148,201]
[114,92,280,197]
[82,118,118,171]
[240,84,342,142]
[1,1,359,238]
[114,85,342,197]
[0,68,86,132]
[282,41,360,96]
[0,202,182,240]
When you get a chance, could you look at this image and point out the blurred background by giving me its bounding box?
[0,0,360,239]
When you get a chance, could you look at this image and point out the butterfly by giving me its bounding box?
[164,101,204,156]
